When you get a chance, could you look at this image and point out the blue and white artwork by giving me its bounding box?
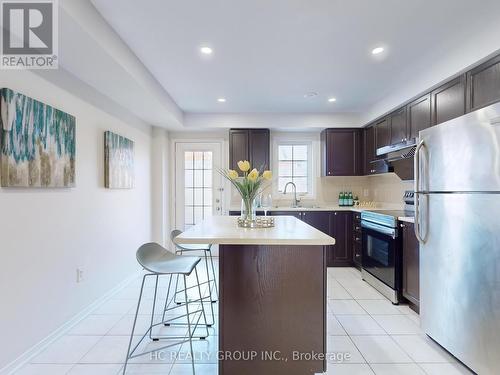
[104,131,134,189]
[0,88,76,187]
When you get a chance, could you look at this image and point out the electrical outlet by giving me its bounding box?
[76,267,84,283]
[363,188,369,197]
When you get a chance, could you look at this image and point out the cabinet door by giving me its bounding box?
[303,211,331,235]
[401,222,420,310]
[249,129,270,170]
[229,129,249,170]
[467,54,500,112]
[375,117,390,151]
[352,213,362,267]
[322,129,361,176]
[328,211,353,267]
[364,126,375,175]
[407,94,431,140]
[431,74,466,126]
[389,107,407,145]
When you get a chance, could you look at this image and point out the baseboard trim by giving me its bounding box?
[0,271,140,375]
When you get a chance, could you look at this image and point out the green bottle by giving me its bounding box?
[339,192,344,206]
[348,192,353,206]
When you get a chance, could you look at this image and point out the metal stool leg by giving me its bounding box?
[184,275,196,375]
[174,250,183,305]
[149,275,159,340]
[194,267,210,339]
[123,274,147,375]
[161,274,173,325]
[208,250,219,301]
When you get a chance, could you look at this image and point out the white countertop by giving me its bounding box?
[174,215,336,246]
[228,204,403,213]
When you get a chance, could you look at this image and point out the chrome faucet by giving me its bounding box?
[283,181,301,208]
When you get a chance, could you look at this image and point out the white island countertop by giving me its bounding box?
[174,215,336,246]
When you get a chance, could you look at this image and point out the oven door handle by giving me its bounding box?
[361,221,397,239]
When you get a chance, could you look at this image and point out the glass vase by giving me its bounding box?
[240,197,257,223]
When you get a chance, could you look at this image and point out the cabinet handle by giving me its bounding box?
[303,213,306,218]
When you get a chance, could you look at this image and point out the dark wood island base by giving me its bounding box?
[219,244,327,375]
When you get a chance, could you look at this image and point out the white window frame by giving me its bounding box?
[272,134,317,200]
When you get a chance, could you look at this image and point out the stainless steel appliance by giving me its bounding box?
[415,102,500,374]
[360,192,415,304]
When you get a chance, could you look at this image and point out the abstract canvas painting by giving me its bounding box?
[104,131,134,189]
[0,88,76,187]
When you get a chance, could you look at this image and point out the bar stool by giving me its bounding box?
[170,230,218,325]
[123,242,209,375]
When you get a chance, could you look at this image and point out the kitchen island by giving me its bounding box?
[175,215,335,375]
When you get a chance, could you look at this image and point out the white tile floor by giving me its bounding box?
[15,266,474,375]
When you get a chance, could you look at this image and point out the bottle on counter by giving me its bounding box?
[348,192,353,206]
[339,192,344,206]
[343,191,348,206]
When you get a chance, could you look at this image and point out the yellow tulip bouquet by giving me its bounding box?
[219,160,272,223]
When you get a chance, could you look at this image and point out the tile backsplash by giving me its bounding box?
[229,173,413,208]
[317,173,412,206]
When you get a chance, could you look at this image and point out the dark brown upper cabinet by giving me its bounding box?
[249,129,270,171]
[389,107,407,145]
[321,129,362,176]
[467,54,500,112]
[375,117,390,151]
[406,93,431,140]
[363,126,390,175]
[363,126,376,175]
[431,74,466,126]
[229,129,270,171]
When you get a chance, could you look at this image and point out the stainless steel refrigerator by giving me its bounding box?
[414,101,500,374]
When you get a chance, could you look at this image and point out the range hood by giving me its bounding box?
[376,139,416,181]
[376,138,416,157]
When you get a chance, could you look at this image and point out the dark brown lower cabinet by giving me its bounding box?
[352,212,362,268]
[401,221,420,313]
[231,210,354,267]
[328,211,353,267]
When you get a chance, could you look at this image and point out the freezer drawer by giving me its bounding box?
[419,193,500,374]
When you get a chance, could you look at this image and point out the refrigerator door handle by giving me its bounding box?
[414,139,426,243]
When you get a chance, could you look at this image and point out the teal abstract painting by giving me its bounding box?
[104,131,134,189]
[0,88,76,187]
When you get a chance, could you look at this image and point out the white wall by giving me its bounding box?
[0,70,152,369]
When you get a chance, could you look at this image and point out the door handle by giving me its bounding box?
[414,139,426,243]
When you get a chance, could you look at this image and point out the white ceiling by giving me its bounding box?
[90,0,500,117]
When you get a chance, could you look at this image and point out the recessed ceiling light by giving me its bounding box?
[328,97,337,103]
[200,46,213,55]
[304,92,318,98]
[217,98,226,103]
[372,47,384,55]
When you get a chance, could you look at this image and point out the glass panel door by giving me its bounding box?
[175,142,223,231]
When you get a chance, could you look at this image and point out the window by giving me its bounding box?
[277,144,311,194]
[184,151,212,229]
